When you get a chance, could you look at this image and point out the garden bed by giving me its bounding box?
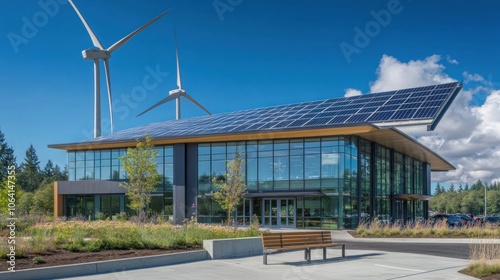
[0,248,201,271]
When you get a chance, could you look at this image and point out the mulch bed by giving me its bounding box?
[1,247,202,271]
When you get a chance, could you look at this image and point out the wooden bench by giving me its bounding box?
[261,231,345,265]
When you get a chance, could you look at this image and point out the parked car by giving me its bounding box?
[431,214,462,228]
[482,216,500,227]
[456,214,476,226]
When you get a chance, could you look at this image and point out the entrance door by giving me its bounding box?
[263,198,296,227]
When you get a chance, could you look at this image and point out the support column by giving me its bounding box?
[53,182,64,218]
[173,144,186,225]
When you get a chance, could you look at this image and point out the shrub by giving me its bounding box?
[32,257,46,264]
[464,236,500,278]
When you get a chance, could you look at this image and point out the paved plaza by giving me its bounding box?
[64,248,475,280]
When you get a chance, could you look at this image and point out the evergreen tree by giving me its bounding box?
[52,164,68,181]
[458,184,463,193]
[449,183,455,193]
[43,160,54,178]
[18,145,42,192]
[0,129,16,181]
[464,183,469,191]
[434,183,443,195]
[471,180,483,191]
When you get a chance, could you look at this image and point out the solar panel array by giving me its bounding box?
[87,82,461,143]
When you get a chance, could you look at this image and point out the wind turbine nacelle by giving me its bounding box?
[82,49,110,60]
[169,89,184,95]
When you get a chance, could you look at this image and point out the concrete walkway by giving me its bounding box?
[63,249,475,280]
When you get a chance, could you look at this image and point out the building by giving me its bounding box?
[49,82,461,229]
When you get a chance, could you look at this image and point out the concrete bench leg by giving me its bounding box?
[263,253,267,265]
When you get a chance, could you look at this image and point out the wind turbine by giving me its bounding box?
[68,0,170,137]
[137,32,211,120]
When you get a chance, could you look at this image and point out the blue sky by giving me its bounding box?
[1,0,500,187]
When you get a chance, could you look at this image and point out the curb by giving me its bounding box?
[0,250,208,280]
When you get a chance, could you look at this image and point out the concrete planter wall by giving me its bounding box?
[203,237,263,259]
[0,250,208,280]
[3,237,263,279]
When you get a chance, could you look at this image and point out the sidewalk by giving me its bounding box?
[331,230,500,243]
[63,249,475,280]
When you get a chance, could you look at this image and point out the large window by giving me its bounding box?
[359,139,371,222]
[304,139,321,189]
[273,140,289,190]
[67,145,174,218]
[394,152,404,194]
[68,146,173,183]
[195,137,430,227]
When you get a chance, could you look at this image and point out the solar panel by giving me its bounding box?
[77,82,462,144]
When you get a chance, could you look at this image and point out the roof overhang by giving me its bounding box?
[49,124,454,172]
[393,194,433,201]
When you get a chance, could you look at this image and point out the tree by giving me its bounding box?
[31,182,54,215]
[448,183,455,193]
[43,160,54,178]
[119,136,160,222]
[17,190,33,215]
[434,183,443,195]
[0,129,16,182]
[51,164,68,182]
[212,151,247,227]
[18,145,42,192]
[0,180,9,214]
[471,180,483,191]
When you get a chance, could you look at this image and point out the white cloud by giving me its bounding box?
[369,54,455,93]
[462,71,492,85]
[447,55,459,65]
[344,88,362,97]
[365,54,500,186]
[463,71,484,82]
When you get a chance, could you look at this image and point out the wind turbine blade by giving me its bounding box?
[107,9,171,53]
[104,58,114,134]
[68,0,105,50]
[174,29,182,89]
[182,93,211,115]
[136,92,180,117]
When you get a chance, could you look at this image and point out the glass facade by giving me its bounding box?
[64,146,174,219]
[196,136,430,229]
[60,136,429,228]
